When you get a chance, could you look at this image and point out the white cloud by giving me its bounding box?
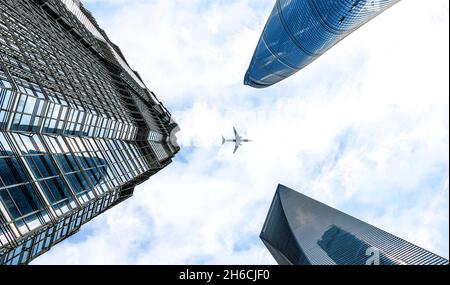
[33,0,448,264]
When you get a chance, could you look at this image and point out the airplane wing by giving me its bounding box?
[233,143,240,154]
[233,127,240,140]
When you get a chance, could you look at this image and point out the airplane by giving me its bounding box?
[222,127,251,154]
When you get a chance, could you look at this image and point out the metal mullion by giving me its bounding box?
[76,109,87,135]
[87,149,115,190]
[95,138,127,180]
[38,100,51,134]
[56,102,70,135]
[60,136,99,199]
[3,185,37,235]
[0,212,16,247]
[0,59,22,133]
[0,197,21,244]
[413,250,440,265]
[6,192,33,235]
[75,138,113,193]
[379,236,416,261]
[6,132,58,224]
[129,143,146,171]
[115,140,139,175]
[38,134,82,209]
[109,158,127,183]
[392,244,423,264]
[139,139,162,168]
[420,253,445,265]
[0,2,50,103]
[116,140,139,176]
[27,4,77,114]
[107,140,133,179]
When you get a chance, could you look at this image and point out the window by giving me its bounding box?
[11,133,77,216]
[0,132,49,234]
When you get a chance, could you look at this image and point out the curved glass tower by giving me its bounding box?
[1,0,179,264]
[244,0,400,88]
[261,185,449,265]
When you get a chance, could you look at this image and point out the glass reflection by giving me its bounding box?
[1,149,108,220]
[317,225,400,265]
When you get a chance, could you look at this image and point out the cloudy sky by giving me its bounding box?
[33,0,449,264]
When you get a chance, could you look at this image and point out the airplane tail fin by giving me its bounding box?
[222,136,225,146]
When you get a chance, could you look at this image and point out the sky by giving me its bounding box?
[33,0,449,264]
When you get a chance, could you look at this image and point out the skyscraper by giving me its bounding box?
[261,185,449,265]
[244,0,400,88]
[0,0,179,265]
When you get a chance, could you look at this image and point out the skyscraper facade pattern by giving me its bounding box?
[244,0,400,88]
[261,185,449,265]
[0,0,179,265]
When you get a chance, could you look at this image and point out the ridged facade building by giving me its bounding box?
[261,185,449,265]
[0,0,179,264]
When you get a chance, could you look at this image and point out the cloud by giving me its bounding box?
[33,0,449,264]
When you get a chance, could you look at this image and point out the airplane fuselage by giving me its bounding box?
[222,127,251,154]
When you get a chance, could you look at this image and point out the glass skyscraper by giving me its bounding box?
[244,0,400,88]
[0,0,179,264]
[261,185,449,265]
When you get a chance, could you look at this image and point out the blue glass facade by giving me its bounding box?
[244,0,400,88]
[261,185,449,265]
